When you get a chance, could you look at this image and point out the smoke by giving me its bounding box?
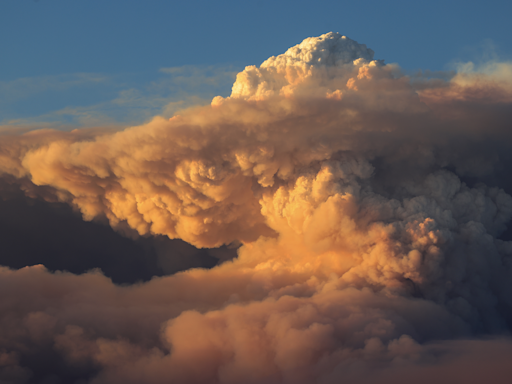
[1,32,512,383]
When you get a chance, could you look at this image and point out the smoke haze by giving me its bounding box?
[1,32,512,383]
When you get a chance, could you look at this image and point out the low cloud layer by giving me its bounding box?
[1,32,512,383]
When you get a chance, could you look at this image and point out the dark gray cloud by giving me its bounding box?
[0,177,236,284]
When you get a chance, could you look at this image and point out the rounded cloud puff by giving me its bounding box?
[228,32,381,100]
[261,32,375,68]
[1,33,512,383]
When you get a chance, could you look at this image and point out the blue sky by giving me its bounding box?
[1,0,511,127]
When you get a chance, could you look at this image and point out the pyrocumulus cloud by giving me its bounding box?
[1,32,512,383]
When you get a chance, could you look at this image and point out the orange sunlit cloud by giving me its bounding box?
[1,33,512,383]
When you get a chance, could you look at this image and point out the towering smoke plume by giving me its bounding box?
[1,32,512,383]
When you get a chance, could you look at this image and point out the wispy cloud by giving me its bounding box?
[0,73,108,102]
[0,65,238,128]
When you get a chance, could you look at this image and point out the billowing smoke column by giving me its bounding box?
[1,32,512,383]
